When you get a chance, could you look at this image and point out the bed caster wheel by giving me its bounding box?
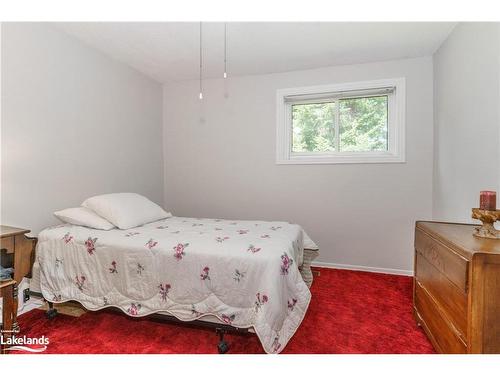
[216,327,230,354]
[217,340,229,354]
[46,308,58,319]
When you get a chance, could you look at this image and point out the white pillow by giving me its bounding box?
[54,207,115,230]
[82,193,171,230]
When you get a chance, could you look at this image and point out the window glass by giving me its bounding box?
[339,96,388,152]
[292,102,336,153]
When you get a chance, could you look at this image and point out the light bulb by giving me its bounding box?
[223,72,227,79]
[199,92,203,100]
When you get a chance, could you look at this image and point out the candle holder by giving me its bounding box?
[471,208,500,239]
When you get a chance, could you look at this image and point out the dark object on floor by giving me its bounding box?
[17,267,435,354]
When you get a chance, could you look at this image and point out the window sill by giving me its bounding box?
[276,152,406,165]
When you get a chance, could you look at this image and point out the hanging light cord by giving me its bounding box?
[199,22,203,99]
[224,22,227,79]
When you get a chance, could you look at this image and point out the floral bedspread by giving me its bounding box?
[36,216,312,353]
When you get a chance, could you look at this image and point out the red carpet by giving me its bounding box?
[17,268,434,354]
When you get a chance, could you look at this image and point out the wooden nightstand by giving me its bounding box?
[1,279,18,354]
[0,225,36,284]
[0,225,36,341]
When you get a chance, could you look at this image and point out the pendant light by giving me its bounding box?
[223,22,227,79]
[199,22,203,100]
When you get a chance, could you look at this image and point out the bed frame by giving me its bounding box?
[28,243,319,354]
[28,291,249,353]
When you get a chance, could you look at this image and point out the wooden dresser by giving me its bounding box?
[414,221,500,353]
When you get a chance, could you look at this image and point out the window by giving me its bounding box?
[276,78,405,164]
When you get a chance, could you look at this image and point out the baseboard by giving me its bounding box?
[311,261,414,277]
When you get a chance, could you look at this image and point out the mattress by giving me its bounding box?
[35,216,313,353]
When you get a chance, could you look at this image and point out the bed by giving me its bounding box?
[31,215,318,354]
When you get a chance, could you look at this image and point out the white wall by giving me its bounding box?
[433,23,500,223]
[1,23,164,234]
[163,57,434,273]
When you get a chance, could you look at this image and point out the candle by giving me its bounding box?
[480,191,497,211]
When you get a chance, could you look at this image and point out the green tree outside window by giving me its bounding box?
[292,96,388,153]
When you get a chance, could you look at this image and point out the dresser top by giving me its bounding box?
[416,221,500,259]
[0,225,30,238]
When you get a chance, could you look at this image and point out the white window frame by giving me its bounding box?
[276,78,406,165]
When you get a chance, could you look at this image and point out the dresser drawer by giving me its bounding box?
[415,252,467,338]
[415,281,467,353]
[0,236,14,253]
[415,228,469,292]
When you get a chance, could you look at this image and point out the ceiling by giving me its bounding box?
[56,22,456,83]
